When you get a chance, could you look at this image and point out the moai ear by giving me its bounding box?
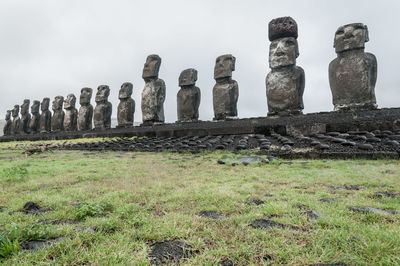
[364,25,369,43]
[231,56,236,71]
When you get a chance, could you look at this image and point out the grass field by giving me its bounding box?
[0,139,399,265]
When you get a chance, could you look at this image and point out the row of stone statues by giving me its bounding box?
[3,17,378,136]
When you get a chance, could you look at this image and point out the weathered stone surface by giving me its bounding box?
[141,54,165,125]
[3,110,12,136]
[177,68,201,122]
[117,82,135,127]
[20,99,31,134]
[11,105,21,135]
[213,54,239,120]
[349,206,396,215]
[29,100,40,134]
[94,85,112,130]
[39,98,51,133]
[63,94,78,131]
[329,23,377,111]
[51,96,64,132]
[78,87,93,131]
[149,240,194,264]
[266,17,305,116]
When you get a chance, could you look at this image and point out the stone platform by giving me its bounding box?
[1,108,400,142]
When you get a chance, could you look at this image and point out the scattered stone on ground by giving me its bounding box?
[374,191,400,198]
[217,160,226,165]
[348,206,396,215]
[40,219,80,225]
[197,210,223,220]
[343,185,363,190]
[236,156,268,164]
[20,237,65,250]
[220,259,235,266]
[303,210,324,221]
[20,201,47,215]
[248,198,265,205]
[148,240,194,264]
[293,204,312,211]
[310,263,348,266]
[76,226,97,232]
[0,206,4,212]
[250,219,302,231]
[319,198,340,203]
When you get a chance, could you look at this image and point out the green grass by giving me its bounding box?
[0,139,399,265]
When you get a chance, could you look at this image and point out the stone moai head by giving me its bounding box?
[80,87,93,105]
[214,54,236,80]
[64,94,76,110]
[5,110,11,120]
[179,68,198,87]
[12,105,19,118]
[95,85,110,103]
[52,96,64,111]
[41,98,50,112]
[119,82,133,99]
[142,54,161,79]
[31,100,40,114]
[21,99,30,115]
[334,23,369,53]
[268,17,299,69]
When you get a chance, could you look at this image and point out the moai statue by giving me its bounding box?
[329,23,377,111]
[266,17,305,116]
[39,98,51,133]
[213,54,239,120]
[11,105,21,135]
[93,85,112,129]
[63,94,78,131]
[3,110,12,136]
[117,82,135,127]
[29,100,40,134]
[51,96,64,132]
[20,99,31,134]
[78,87,93,131]
[177,68,201,122]
[141,54,166,125]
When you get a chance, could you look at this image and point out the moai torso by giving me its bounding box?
[11,105,21,135]
[117,82,135,127]
[78,87,93,131]
[266,17,305,116]
[29,100,40,134]
[20,99,31,134]
[51,96,64,132]
[39,98,51,133]
[213,54,238,120]
[63,94,78,131]
[3,111,12,136]
[141,55,165,124]
[329,23,377,110]
[177,68,201,122]
[94,85,112,129]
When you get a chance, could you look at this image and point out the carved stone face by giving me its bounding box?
[269,37,298,69]
[95,85,110,102]
[334,23,368,53]
[12,105,19,117]
[21,100,30,115]
[179,68,198,86]
[41,98,50,111]
[64,94,76,109]
[80,87,93,105]
[31,101,40,114]
[214,55,235,79]
[5,110,11,120]
[119,82,133,99]
[142,55,161,79]
[52,96,64,111]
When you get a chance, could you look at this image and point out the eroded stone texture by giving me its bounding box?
[78,87,93,131]
[329,23,377,111]
[141,54,166,125]
[3,110,12,136]
[29,100,40,134]
[63,94,78,131]
[11,105,21,135]
[20,99,31,134]
[213,54,238,120]
[266,17,305,116]
[51,96,64,132]
[177,68,201,122]
[39,98,51,133]
[117,82,135,127]
[94,85,112,129]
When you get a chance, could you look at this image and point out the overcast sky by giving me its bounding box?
[0,0,399,122]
